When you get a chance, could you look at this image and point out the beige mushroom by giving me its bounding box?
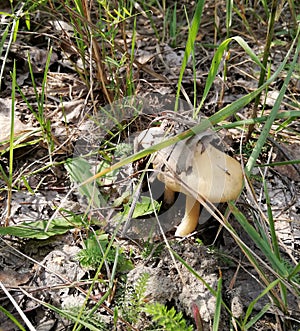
[135,124,243,237]
[158,142,243,236]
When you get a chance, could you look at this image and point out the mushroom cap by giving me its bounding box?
[155,140,243,203]
[135,123,243,237]
[135,126,243,203]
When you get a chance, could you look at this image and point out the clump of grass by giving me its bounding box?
[44,0,139,102]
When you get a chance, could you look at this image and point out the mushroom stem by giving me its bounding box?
[164,185,175,206]
[175,196,200,237]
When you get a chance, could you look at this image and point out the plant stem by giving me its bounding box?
[247,0,278,139]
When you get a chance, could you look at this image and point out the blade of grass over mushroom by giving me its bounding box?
[81,58,297,189]
[80,30,298,188]
[195,36,265,116]
[175,0,205,111]
[246,24,300,174]
[80,117,211,187]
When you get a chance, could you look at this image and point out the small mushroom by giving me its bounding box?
[135,124,243,237]
[158,142,243,236]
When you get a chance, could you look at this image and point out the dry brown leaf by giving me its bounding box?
[0,98,40,151]
[0,268,31,287]
[274,142,300,181]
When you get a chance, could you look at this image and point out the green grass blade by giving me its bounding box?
[226,0,233,38]
[258,159,300,168]
[213,274,222,331]
[127,15,137,96]
[9,60,16,184]
[175,0,205,111]
[0,6,22,90]
[12,16,20,42]
[0,24,10,88]
[229,203,289,277]
[0,304,26,331]
[39,301,103,331]
[288,262,300,282]
[232,36,265,68]
[5,59,17,222]
[252,0,278,122]
[27,51,39,106]
[195,36,265,116]
[244,303,271,330]
[170,2,177,47]
[40,47,53,115]
[242,279,279,327]
[246,23,300,174]
[220,110,300,129]
[262,178,280,259]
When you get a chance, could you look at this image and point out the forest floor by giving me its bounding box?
[0,1,299,330]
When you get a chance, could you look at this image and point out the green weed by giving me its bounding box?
[144,302,193,331]
[120,272,150,325]
[76,231,133,272]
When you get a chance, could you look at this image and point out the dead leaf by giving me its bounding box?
[0,98,40,151]
[9,44,58,73]
[274,142,300,181]
[0,268,31,287]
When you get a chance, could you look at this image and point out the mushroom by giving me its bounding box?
[135,121,243,237]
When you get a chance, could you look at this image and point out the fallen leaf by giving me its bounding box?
[0,268,31,287]
[0,98,40,151]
